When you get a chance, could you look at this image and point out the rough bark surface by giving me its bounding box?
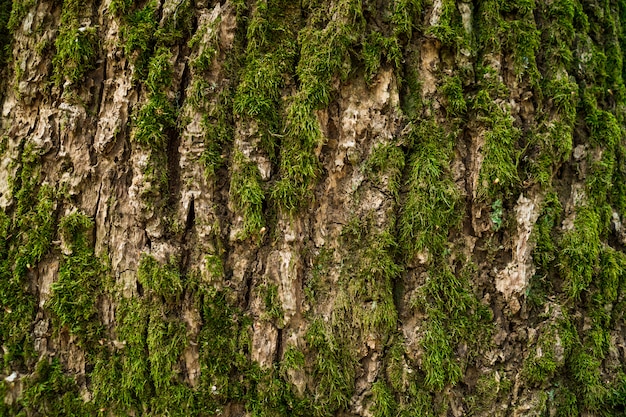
[1,0,626,416]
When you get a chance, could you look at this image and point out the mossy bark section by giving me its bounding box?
[1,0,626,416]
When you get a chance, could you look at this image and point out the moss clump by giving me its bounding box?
[558,206,601,299]
[16,358,93,416]
[146,307,188,394]
[204,254,224,281]
[1,146,55,368]
[92,296,188,414]
[416,262,492,391]
[398,120,460,259]
[261,283,284,326]
[120,0,192,80]
[371,379,396,417]
[272,0,365,212]
[121,1,158,79]
[195,85,235,178]
[196,286,249,401]
[305,318,356,416]
[233,0,298,161]
[133,89,177,150]
[186,12,237,179]
[569,349,608,411]
[466,371,512,413]
[363,142,406,198]
[49,212,106,350]
[53,0,99,85]
[472,81,521,200]
[137,254,183,300]
[523,325,565,386]
[362,31,401,83]
[131,47,178,203]
[390,0,422,39]
[53,26,98,85]
[338,220,402,336]
[188,17,220,72]
[528,192,563,307]
[441,75,467,117]
[230,151,266,240]
[305,247,333,304]
[426,0,465,47]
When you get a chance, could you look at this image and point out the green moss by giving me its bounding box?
[53,25,99,85]
[144,46,173,95]
[153,0,193,47]
[273,0,365,212]
[523,325,562,386]
[6,0,33,31]
[230,151,265,240]
[473,85,521,200]
[475,0,506,54]
[188,17,221,72]
[371,380,396,417]
[441,75,466,117]
[415,261,492,392]
[1,146,56,368]
[137,254,183,300]
[362,31,402,82]
[14,183,55,278]
[305,318,356,416]
[537,0,580,71]
[271,100,321,211]
[204,254,224,281]
[49,212,105,350]
[390,0,422,38]
[198,89,235,177]
[196,286,251,405]
[281,345,305,372]
[261,284,284,326]
[146,307,187,393]
[122,1,159,80]
[17,358,93,416]
[233,48,292,159]
[130,45,178,204]
[598,247,626,303]
[336,224,401,336]
[569,349,608,411]
[554,387,579,417]
[93,293,191,415]
[609,373,626,411]
[558,205,601,299]
[116,297,152,409]
[133,47,176,147]
[398,121,460,259]
[108,0,132,17]
[420,316,460,391]
[528,193,563,306]
[385,341,407,393]
[133,92,176,147]
[363,142,406,198]
[466,371,512,413]
[426,0,464,47]
[490,199,504,231]
[584,92,621,148]
[504,18,541,83]
[305,247,333,304]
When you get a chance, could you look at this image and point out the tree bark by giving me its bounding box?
[1,0,626,416]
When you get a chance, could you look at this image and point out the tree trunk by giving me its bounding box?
[1,0,626,415]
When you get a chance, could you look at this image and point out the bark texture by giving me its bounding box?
[1,0,626,416]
